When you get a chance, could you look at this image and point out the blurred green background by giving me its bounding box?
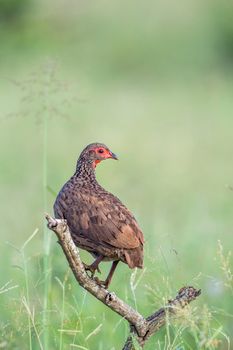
[1,0,233,349]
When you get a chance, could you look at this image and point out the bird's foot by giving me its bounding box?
[93,277,109,289]
[83,263,101,277]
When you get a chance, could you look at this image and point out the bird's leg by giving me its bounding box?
[83,255,104,277]
[94,260,119,289]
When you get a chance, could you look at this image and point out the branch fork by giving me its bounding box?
[45,214,201,349]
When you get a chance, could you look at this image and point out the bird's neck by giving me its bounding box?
[73,159,98,186]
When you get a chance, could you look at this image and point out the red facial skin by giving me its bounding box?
[94,160,101,166]
[93,147,115,168]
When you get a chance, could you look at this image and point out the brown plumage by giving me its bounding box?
[54,143,144,288]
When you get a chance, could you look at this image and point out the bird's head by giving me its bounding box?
[79,143,118,168]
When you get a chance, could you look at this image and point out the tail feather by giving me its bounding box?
[124,247,143,269]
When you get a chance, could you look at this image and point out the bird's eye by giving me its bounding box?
[98,149,104,154]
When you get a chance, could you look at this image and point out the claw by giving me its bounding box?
[83,263,101,277]
[93,277,108,289]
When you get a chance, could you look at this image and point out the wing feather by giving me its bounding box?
[54,189,144,250]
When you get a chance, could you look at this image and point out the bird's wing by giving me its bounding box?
[55,190,144,250]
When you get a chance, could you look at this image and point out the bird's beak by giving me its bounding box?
[109,151,118,160]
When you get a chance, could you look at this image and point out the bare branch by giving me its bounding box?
[45,214,201,349]
[123,286,201,349]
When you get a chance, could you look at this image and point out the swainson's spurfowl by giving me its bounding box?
[54,143,144,288]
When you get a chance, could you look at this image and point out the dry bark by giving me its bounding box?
[45,214,201,349]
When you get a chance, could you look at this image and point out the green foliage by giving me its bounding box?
[0,0,30,22]
[1,1,233,349]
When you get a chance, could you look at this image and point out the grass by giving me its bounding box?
[1,66,233,349]
[1,1,233,348]
[1,67,233,349]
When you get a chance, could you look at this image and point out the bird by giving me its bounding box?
[54,143,144,288]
